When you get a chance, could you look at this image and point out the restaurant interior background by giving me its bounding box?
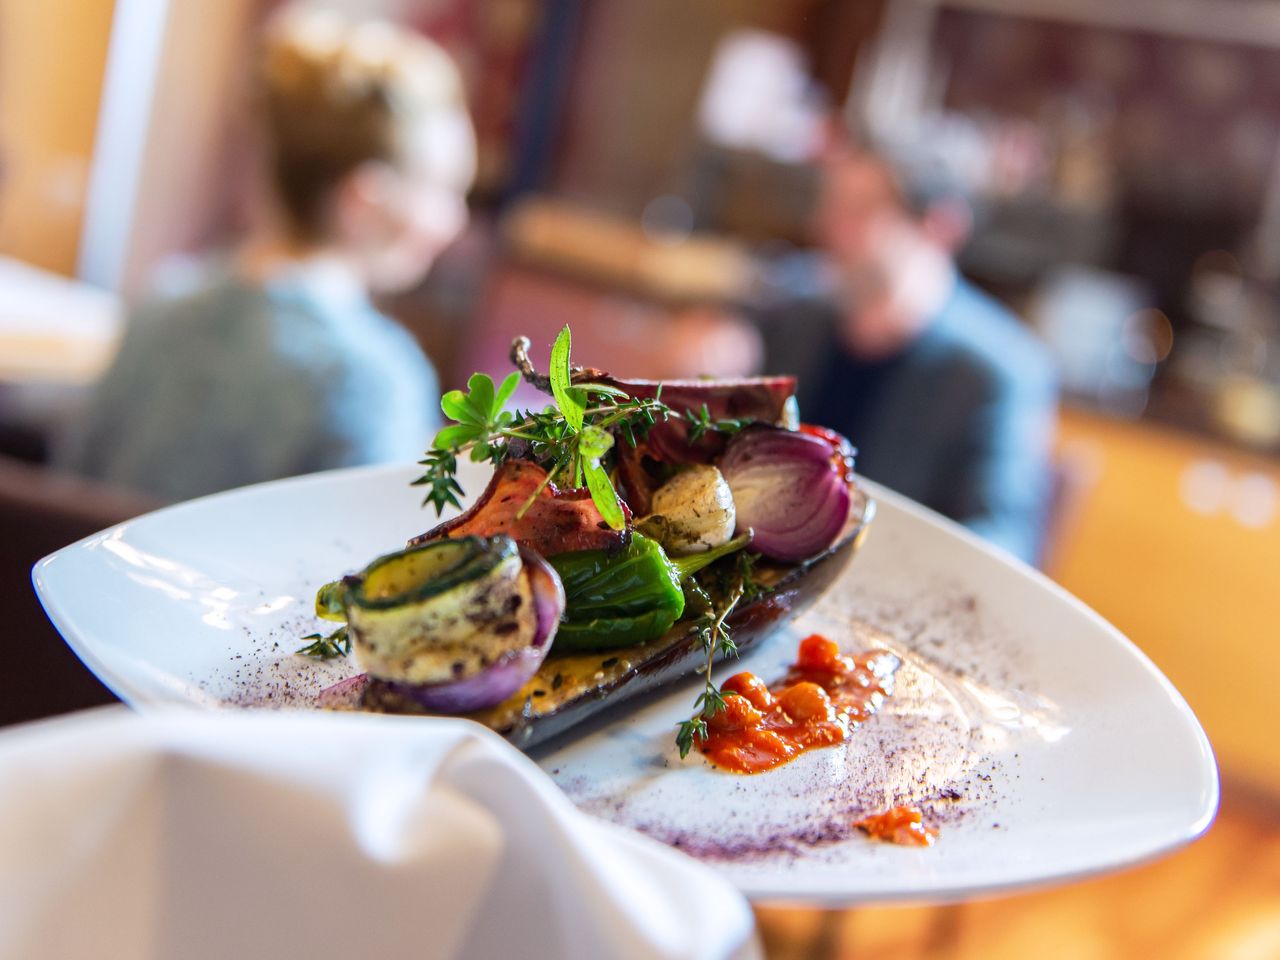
[2,0,1278,956]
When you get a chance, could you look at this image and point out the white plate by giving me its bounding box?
[34,461,1218,904]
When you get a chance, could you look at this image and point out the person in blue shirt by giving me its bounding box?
[761,131,1058,564]
[65,8,475,502]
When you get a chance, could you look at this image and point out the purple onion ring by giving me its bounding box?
[720,426,853,563]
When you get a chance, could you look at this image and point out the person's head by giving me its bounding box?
[254,6,476,291]
[815,124,973,358]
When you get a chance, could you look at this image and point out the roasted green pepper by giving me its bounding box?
[548,532,749,651]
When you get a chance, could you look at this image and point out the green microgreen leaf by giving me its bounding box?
[676,717,707,759]
[549,325,585,432]
[466,372,495,420]
[684,403,753,444]
[440,389,481,425]
[584,458,625,530]
[575,381,631,399]
[578,424,614,462]
[411,447,464,514]
[432,423,482,450]
[494,370,520,413]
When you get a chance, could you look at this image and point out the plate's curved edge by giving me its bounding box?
[739,813,1219,907]
[35,533,253,713]
[32,543,147,709]
[30,463,427,706]
[34,462,423,573]
[856,478,1221,815]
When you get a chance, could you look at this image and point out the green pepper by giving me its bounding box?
[548,532,749,651]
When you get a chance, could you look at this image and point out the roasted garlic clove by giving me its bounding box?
[637,465,736,556]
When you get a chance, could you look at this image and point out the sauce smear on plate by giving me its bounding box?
[853,806,939,846]
[697,634,897,774]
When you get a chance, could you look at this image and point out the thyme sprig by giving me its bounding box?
[411,393,671,521]
[684,402,753,444]
[674,552,766,759]
[296,625,350,660]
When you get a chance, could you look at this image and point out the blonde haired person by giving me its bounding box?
[66,8,475,500]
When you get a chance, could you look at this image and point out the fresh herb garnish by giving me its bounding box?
[579,424,623,529]
[674,554,769,759]
[549,324,586,432]
[413,326,729,531]
[414,447,464,515]
[685,402,753,444]
[296,625,351,660]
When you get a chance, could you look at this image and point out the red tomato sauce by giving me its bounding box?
[696,633,897,774]
[853,806,939,846]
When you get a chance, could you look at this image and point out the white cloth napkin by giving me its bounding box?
[0,708,759,960]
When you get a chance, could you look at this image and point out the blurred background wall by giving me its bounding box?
[0,0,115,273]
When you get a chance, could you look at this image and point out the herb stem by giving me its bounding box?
[514,462,560,520]
[676,571,749,758]
[497,428,544,442]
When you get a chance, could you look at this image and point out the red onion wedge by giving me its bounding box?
[519,545,567,651]
[386,646,548,714]
[719,425,853,563]
[383,546,565,714]
[316,673,371,710]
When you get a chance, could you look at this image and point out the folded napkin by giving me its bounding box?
[0,708,759,960]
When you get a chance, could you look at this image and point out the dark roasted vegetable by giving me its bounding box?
[596,375,798,466]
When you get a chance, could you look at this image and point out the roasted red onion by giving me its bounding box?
[316,673,371,710]
[386,646,545,713]
[719,426,853,563]
[519,545,567,650]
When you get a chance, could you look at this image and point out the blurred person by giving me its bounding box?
[64,7,475,501]
[763,129,1056,563]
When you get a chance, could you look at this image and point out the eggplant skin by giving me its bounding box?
[362,481,874,751]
